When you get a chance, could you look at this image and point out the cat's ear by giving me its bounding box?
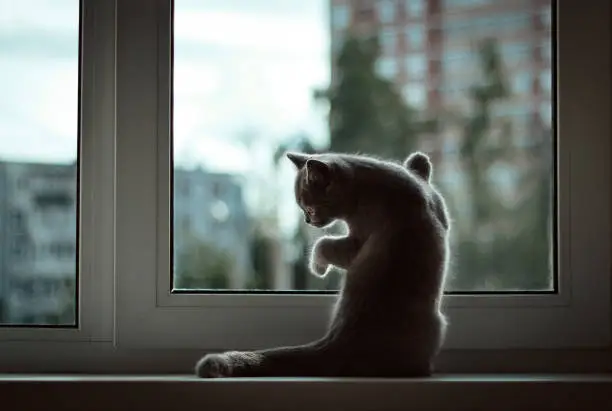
[305,159,331,187]
[286,152,309,169]
[404,151,432,182]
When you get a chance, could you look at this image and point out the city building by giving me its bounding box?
[0,161,77,325]
[328,0,553,233]
[329,0,551,127]
[173,167,252,289]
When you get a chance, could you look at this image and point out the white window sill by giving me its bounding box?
[1,374,610,411]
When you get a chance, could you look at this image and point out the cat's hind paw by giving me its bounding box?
[195,353,232,378]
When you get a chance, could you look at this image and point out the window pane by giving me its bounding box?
[377,0,396,24]
[0,0,79,325]
[172,0,555,293]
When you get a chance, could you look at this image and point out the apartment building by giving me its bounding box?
[329,0,551,123]
[0,161,77,325]
[329,0,553,232]
[173,167,252,289]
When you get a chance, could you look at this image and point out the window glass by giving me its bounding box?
[172,0,555,293]
[0,0,79,325]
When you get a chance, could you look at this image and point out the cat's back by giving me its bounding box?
[335,153,423,193]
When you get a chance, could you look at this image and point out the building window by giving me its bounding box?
[541,7,551,28]
[375,57,398,80]
[512,71,532,95]
[379,28,396,54]
[0,0,79,327]
[2,0,609,381]
[540,101,552,126]
[541,38,552,62]
[540,70,551,94]
[49,242,76,259]
[501,42,532,66]
[444,0,491,6]
[405,24,425,49]
[402,83,427,108]
[331,4,350,29]
[377,0,395,24]
[405,0,424,17]
[405,53,427,79]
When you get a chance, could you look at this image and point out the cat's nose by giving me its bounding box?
[305,215,311,223]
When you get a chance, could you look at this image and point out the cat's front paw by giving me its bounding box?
[195,353,232,378]
[309,258,330,277]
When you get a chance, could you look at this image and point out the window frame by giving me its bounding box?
[0,0,609,375]
[113,0,610,353]
[0,0,115,343]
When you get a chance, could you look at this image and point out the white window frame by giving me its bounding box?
[114,0,611,354]
[0,0,115,344]
[0,0,609,374]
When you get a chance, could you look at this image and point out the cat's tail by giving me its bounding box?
[196,339,336,378]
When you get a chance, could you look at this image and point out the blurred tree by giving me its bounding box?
[246,225,274,290]
[273,134,320,290]
[175,241,232,289]
[315,35,437,159]
[449,38,552,291]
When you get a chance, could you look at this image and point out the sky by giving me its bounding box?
[0,0,331,231]
[0,0,331,171]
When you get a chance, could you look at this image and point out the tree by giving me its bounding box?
[447,38,553,291]
[174,241,232,289]
[273,35,439,290]
[315,35,437,160]
[246,225,274,290]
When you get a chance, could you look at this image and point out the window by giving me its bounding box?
[512,71,532,95]
[541,38,552,62]
[331,4,350,29]
[1,0,609,376]
[379,28,397,54]
[501,42,532,66]
[108,0,611,358]
[540,102,552,126]
[0,0,79,327]
[0,0,114,345]
[540,70,551,94]
[541,7,551,28]
[445,0,491,7]
[405,24,425,49]
[377,0,395,24]
[405,53,427,79]
[405,0,424,17]
[403,83,427,108]
[375,57,398,80]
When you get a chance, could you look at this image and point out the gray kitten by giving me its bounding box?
[195,151,450,377]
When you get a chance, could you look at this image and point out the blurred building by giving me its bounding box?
[329,0,553,232]
[174,167,252,288]
[330,0,551,128]
[0,161,77,325]
[0,161,253,324]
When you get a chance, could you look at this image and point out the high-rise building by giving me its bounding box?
[0,161,253,324]
[329,0,553,234]
[0,161,77,324]
[329,0,552,148]
[173,167,252,289]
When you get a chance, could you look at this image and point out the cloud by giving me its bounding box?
[0,0,331,174]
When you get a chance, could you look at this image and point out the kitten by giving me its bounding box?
[195,151,450,378]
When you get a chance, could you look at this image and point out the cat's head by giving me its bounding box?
[286,152,346,228]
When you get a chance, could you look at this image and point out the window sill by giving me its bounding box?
[1,374,610,411]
